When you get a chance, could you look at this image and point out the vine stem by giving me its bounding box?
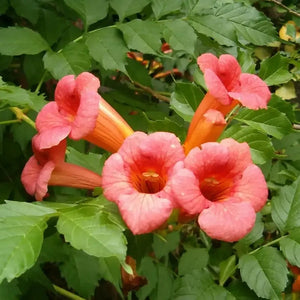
[133,81,170,103]
[10,107,36,129]
[35,71,48,93]
[264,0,300,18]
[0,119,21,125]
[249,235,288,255]
[53,284,86,300]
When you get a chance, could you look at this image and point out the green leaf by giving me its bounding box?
[227,280,260,300]
[125,58,152,87]
[64,0,108,27]
[98,256,122,295]
[0,82,46,111]
[152,231,180,259]
[10,0,40,24]
[0,201,56,217]
[258,53,293,86]
[221,125,275,164]
[155,265,174,300]
[178,248,209,276]
[161,19,197,55]
[0,27,48,55]
[110,0,151,22]
[0,215,47,283]
[280,229,300,268]
[238,213,264,246]
[144,114,186,142]
[151,0,182,19]
[23,54,45,86]
[11,121,35,151]
[0,280,21,300]
[86,27,128,73]
[0,0,9,15]
[60,247,101,299]
[170,82,204,122]
[271,178,300,233]
[39,233,68,263]
[173,269,234,300]
[268,95,295,122]
[136,257,157,300]
[43,42,91,79]
[189,14,236,47]
[66,146,104,175]
[36,9,69,46]
[234,107,292,140]
[189,3,277,46]
[118,20,161,55]
[239,247,288,299]
[219,255,237,286]
[56,205,127,262]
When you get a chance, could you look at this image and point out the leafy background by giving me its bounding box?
[0,0,299,299]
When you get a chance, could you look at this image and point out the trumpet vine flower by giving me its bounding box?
[102,131,185,234]
[171,138,268,242]
[35,72,133,152]
[184,53,271,154]
[21,135,102,201]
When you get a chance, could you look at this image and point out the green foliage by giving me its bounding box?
[56,204,127,262]
[0,27,48,55]
[170,82,204,122]
[0,0,299,298]
[43,42,92,79]
[239,247,288,299]
[271,177,300,233]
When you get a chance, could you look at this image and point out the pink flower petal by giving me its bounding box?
[119,132,184,174]
[35,161,55,201]
[185,143,230,180]
[171,161,207,214]
[34,126,71,150]
[54,75,77,115]
[102,131,185,234]
[74,72,100,94]
[218,54,241,90]
[228,73,271,109]
[102,153,133,203]
[35,102,71,149]
[117,192,173,234]
[219,138,252,176]
[233,164,268,211]
[197,53,219,74]
[138,132,185,172]
[198,201,256,242]
[70,90,100,139]
[203,109,226,125]
[32,136,66,164]
[21,156,41,196]
[204,69,231,105]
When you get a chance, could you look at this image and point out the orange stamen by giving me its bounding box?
[132,170,166,194]
[200,176,233,202]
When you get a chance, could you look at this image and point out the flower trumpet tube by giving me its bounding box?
[102,131,185,234]
[183,108,227,155]
[21,135,102,201]
[183,53,271,154]
[171,138,268,242]
[35,72,133,152]
[84,97,134,153]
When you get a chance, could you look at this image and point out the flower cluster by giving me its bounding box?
[22,72,133,201]
[21,53,271,242]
